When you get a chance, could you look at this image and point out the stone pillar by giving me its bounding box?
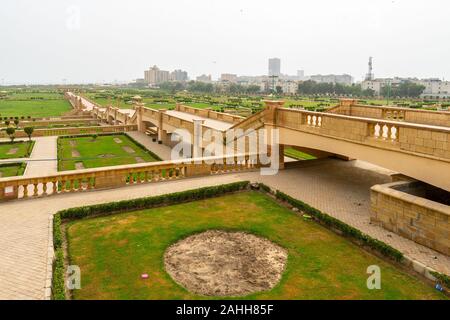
[136,105,146,133]
[158,130,172,146]
[157,109,167,144]
[339,98,358,107]
[263,100,285,125]
[278,144,285,170]
[114,109,118,125]
[339,99,357,115]
[193,119,205,158]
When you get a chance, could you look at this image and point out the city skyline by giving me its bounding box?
[1,0,450,84]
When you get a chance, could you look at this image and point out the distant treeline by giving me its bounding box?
[158,79,426,98]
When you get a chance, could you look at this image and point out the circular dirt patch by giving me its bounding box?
[164,230,288,296]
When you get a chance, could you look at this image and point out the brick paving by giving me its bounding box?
[0,158,448,300]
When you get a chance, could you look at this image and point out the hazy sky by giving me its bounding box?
[1,0,449,84]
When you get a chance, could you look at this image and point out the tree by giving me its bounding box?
[24,126,34,141]
[6,127,15,143]
[380,81,425,98]
[276,85,283,94]
[14,119,20,127]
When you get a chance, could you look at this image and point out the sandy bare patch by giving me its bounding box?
[71,150,81,158]
[135,157,145,163]
[98,154,115,158]
[164,230,287,297]
[6,148,18,155]
[75,162,85,170]
[122,146,135,154]
[113,137,123,144]
[69,140,77,147]
[0,172,3,178]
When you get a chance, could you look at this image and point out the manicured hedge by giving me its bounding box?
[51,181,250,299]
[52,249,66,300]
[431,271,450,289]
[257,183,404,262]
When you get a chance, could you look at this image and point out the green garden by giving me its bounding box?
[0,91,72,118]
[0,141,34,159]
[64,190,446,300]
[57,134,161,171]
[0,163,26,178]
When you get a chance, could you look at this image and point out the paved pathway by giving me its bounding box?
[126,131,172,160]
[0,159,448,300]
[24,137,57,176]
[0,137,58,177]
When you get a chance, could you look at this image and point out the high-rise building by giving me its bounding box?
[144,65,170,85]
[171,69,188,82]
[196,74,212,83]
[268,58,281,77]
[220,73,238,83]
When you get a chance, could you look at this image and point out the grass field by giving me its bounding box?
[0,163,26,178]
[0,141,34,159]
[58,134,160,171]
[66,191,446,300]
[284,147,316,160]
[0,92,72,118]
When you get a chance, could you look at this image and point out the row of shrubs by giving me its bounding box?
[257,184,404,262]
[51,181,250,299]
[1,116,33,120]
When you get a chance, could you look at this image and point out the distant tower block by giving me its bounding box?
[365,57,374,81]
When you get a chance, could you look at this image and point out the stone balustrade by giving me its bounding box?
[227,109,267,132]
[277,108,450,160]
[329,103,450,127]
[0,124,137,139]
[175,104,244,124]
[0,154,260,202]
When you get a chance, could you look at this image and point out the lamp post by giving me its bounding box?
[386,80,391,106]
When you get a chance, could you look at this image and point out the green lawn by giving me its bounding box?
[66,191,446,300]
[0,99,72,118]
[0,163,26,178]
[58,134,160,171]
[0,141,34,159]
[284,147,316,160]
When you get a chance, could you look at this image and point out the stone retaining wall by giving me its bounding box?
[370,181,449,255]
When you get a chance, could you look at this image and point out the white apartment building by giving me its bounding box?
[362,77,450,98]
[310,74,353,85]
[413,79,450,98]
[280,80,298,95]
